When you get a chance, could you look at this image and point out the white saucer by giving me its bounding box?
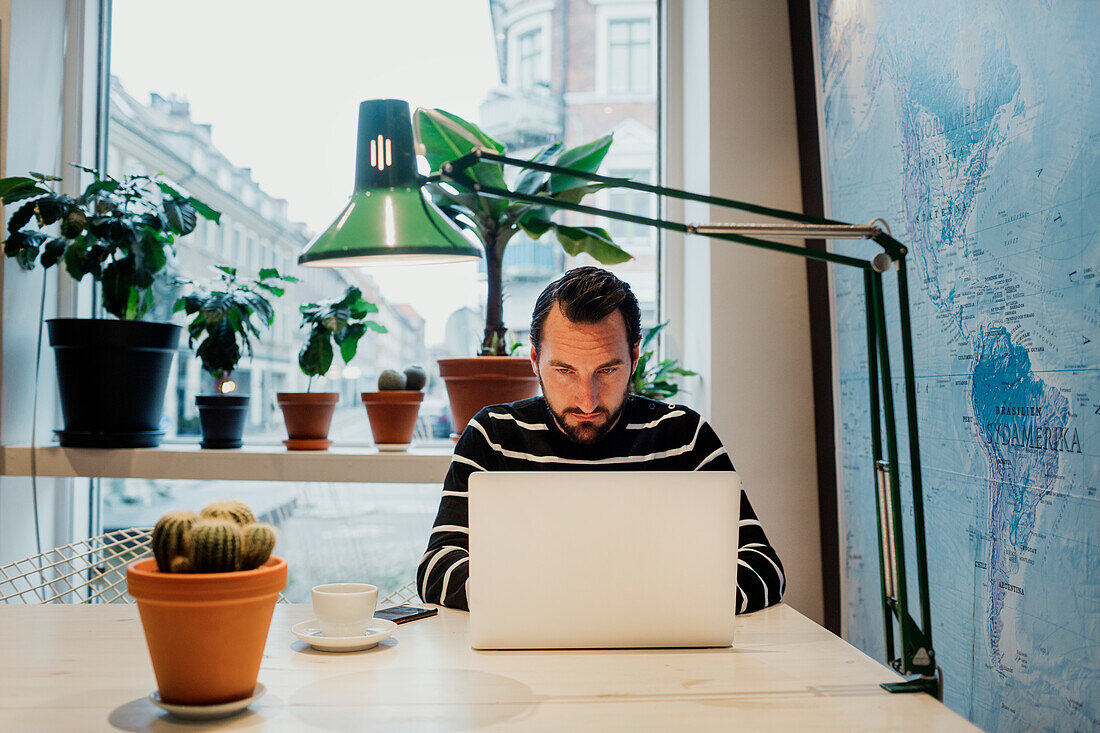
[291,617,398,652]
[375,443,411,452]
[149,682,265,720]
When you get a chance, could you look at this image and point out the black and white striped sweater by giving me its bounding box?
[417,394,786,614]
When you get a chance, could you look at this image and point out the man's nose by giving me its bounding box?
[576,377,600,413]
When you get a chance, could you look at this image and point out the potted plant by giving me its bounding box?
[361,365,426,449]
[126,499,285,707]
[278,284,386,450]
[631,322,697,400]
[414,109,633,432]
[175,266,297,449]
[0,168,220,447]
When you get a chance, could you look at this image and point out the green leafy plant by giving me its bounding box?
[415,108,633,355]
[631,322,697,400]
[298,285,387,390]
[0,167,220,320]
[174,266,298,390]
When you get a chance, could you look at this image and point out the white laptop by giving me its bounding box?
[467,471,739,650]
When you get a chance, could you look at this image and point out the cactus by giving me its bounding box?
[151,510,199,572]
[378,369,406,390]
[200,500,256,526]
[151,500,277,574]
[188,519,243,573]
[403,365,427,391]
[240,523,277,570]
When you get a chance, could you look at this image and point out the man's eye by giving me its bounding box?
[600,367,617,374]
[556,368,573,375]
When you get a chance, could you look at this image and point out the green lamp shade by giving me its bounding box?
[299,99,481,267]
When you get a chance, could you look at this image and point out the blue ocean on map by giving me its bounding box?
[815,1,1098,730]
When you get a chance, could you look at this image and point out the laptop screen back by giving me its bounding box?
[468,470,739,649]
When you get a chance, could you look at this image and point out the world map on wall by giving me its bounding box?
[814,1,1098,730]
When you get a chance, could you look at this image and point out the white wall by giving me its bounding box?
[664,0,824,622]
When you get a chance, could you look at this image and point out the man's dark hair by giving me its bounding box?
[530,266,641,357]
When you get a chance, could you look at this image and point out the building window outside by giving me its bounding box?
[517,28,543,91]
[606,168,655,247]
[608,18,651,95]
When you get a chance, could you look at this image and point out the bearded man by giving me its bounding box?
[418,266,785,614]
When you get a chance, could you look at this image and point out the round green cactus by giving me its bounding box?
[200,499,256,526]
[378,369,407,390]
[403,365,427,391]
[151,510,199,573]
[188,519,243,573]
[240,522,277,570]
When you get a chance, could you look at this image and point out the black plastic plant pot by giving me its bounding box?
[47,319,181,448]
[195,394,250,449]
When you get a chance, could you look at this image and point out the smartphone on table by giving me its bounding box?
[375,605,438,624]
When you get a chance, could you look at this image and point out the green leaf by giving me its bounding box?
[513,141,562,195]
[29,171,62,182]
[8,199,40,235]
[60,209,87,238]
[81,179,119,200]
[63,236,91,279]
[413,108,509,216]
[0,177,50,204]
[641,322,666,353]
[101,260,132,319]
[40,238,68,268]
[216,265,237,277]
[549,134,612,194]
[188,197,221,224]
[155,181,185,200]
[364,320,387,334]
[518,211,553,239]
[552,181,615,205]
[334,322,366,364]
[4,231,46,270]
[552,224,632,264]
[163,197,197,236]
[299,330,334,378]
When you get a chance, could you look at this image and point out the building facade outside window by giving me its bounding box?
[517,28,544,91]
[608,18,651,95]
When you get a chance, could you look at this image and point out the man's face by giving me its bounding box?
[530,305,639,445]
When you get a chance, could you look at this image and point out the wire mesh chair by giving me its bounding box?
[0,527,153,604]
[0,527,292,604]
[380,580,422,607]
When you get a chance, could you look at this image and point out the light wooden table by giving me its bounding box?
[0,604,978,731]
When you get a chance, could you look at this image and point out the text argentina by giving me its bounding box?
[984,423,1082,453]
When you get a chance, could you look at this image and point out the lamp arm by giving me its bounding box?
[443,148,907,263]
[440,157,875,271]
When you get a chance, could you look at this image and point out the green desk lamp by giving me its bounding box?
[301,99,941,698]
[298,99,481,267]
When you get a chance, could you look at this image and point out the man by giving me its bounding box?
[418,266,785,614]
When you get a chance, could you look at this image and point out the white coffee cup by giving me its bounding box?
[311,583,378,637]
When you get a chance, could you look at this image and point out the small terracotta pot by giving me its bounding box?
[361,391,424,445]
[277,392,338,450]
[437,356,540,434]
[126,556,287,706]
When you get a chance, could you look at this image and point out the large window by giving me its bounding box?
[101,0,659,595]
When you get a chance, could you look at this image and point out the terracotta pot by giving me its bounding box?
[361,391,424,445]
[277,392,338,450]
[437,357,540,434]
[126,556,287,706]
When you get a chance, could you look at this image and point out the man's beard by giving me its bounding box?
[537,375,628,445]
